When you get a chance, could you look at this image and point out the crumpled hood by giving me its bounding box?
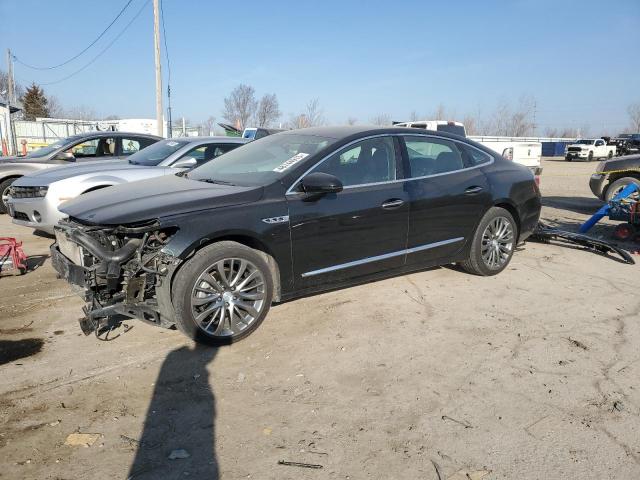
[60,174,263,225]
[14,160,133,186]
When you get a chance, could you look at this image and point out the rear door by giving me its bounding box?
[399,135,493,265]
[287,135,409,288]
[117,136,157,158]
[68,136,117,162]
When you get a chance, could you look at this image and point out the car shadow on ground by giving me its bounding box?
[542,196,604,215]
[127,344,219,480]
[26,254,48,271]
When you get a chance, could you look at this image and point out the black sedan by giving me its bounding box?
[51,126,541,345]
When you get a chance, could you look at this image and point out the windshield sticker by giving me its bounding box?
[166,141,179,146]
[273,153,309,173]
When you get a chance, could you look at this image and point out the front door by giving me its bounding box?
[287,136,409,288]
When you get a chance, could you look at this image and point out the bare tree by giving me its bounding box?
[47,95,65,118]
[64,105,97,121]
[304,99,324,127]
[103,114,121,121]
[462,114,480,136]
[346,116,358,125]
[0,69,25,104]
[431,104,447,120]
[255,93,280,127]
[409,110,420,121]
[628,103,640,132]
[198,116,216,136]
[289,99,325,129]
[222,84,257,131]
[370,113,392,126]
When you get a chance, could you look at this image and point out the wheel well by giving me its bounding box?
[494,202,521,239]
[608,171,640,184]
[1,175,22,185]
[81,185,111,195]
[182,235,282,302]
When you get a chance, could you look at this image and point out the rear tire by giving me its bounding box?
[461,207,517,276]
[172,241,274,346]
[0,178,16,214]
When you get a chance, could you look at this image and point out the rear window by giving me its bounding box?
[436,124,466,137]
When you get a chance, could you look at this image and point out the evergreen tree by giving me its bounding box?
[21,83,50,120]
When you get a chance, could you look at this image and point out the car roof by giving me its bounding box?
[68,131,162,140]
[166,136,249,144]
[278,125,469,141]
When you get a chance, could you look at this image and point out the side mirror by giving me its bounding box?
[54,151,76,162]
[172,157,197,169]
[300,172,343,194]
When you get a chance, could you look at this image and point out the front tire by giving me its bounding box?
[588,151,594,162]
[172,241,273,346]
[0,178,16,214]
[604,177,640,202]
[461,207,517,276]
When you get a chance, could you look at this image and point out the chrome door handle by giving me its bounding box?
[381,199,404,209]
[464,186,483,194]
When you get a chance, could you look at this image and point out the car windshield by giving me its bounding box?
[24,136,80,158]
[187,133,334,186]
[128,139,189,166]
[576,140,594,144]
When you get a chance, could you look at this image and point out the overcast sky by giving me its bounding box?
[1,0,638,133]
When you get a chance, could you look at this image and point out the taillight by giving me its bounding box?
[502,147,513,161]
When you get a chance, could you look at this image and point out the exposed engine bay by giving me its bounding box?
[51,218,181,339]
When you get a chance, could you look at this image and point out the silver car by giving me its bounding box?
[0,131,161,213]
[7,136,248,233]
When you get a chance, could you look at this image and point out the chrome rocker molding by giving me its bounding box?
[301,237,464,277]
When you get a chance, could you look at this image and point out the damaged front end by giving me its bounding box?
[51,218,182,338]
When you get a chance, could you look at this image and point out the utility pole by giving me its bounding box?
[152,0,163,137]
[6,49,15,105]
[5,49,16,155]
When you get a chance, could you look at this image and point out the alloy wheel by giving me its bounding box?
[481,216,514,269]
[190,257,266,337]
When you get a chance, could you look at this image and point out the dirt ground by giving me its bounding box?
[1,157,639,480]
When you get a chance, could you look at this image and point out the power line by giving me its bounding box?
[13,0,135,70]
[36,0,151,86]
[160,0,172,137]
[160,0,171,87]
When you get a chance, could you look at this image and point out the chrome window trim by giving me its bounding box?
[301,237,464,277]
[285,133,494,195]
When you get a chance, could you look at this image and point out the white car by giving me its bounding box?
[565,139,616,162]
[7,136,248,233]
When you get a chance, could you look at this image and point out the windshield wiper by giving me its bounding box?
[198,178,236,186]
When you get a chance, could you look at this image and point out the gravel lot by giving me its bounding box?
[1,158,638,480]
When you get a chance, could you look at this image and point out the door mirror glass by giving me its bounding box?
[172,157,198,169]
[301,172,343,194]
[54,151,76,162]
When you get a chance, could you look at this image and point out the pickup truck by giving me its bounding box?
[565,139,616,162]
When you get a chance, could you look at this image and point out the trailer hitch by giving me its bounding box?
[530,222,635,265]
